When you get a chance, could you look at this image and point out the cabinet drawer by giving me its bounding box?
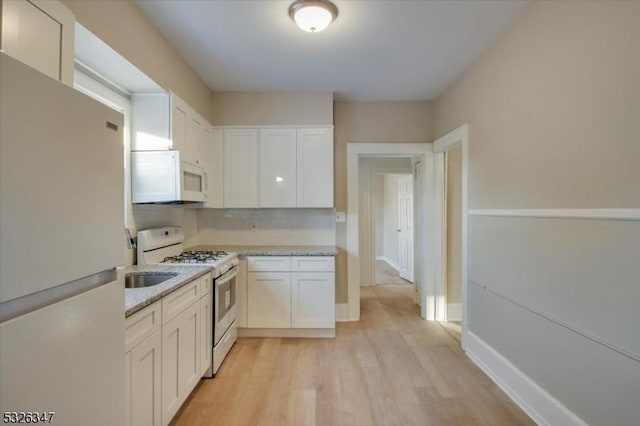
[198,273,212,296]
[125,301,161,353]
[290,256,335,272]
[247,256,291,272]
[162,280,199,324]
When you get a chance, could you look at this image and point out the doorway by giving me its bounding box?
[369,172,414,286]
[346,143,435,321]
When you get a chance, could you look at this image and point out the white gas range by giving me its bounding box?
[137,226,238,377]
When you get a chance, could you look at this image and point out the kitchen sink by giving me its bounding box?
[125,272,178,289]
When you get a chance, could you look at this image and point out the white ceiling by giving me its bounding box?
[135,0,531,101]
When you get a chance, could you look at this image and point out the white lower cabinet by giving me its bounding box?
[246,256,335,330]
[161,300,200,425]
[248,272,291,328]
[125,302,162,426]
[130,331,162,426]
[292,272,335,328]
[199,290,212,376]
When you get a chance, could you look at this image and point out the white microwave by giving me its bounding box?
[131,150,207,203]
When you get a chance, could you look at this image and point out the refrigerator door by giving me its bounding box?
[0,53,125,303]
[0,279,126,426]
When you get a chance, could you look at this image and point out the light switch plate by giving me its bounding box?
[335,212,346,223]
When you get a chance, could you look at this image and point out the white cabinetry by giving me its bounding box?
[246,256,335,332]
[259,128,297,207]
[131,92,209,168]
[202,127,223,208]
[125,302,162,426]
[162,300,200,425]
[199,275,212,376]
[223,129,259,208]
[220,127,334,208]
[296,128,334,207]
[248,272,292,328]
[1,0,74,85]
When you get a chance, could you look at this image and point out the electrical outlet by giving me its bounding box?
[335,212,346,223]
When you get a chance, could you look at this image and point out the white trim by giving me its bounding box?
[375,255,385,260]
[466,332,587,426]
[212,125,334,129]
[469,209,640,221]
[447,303,462,321]
[335,303,349,322]
[379,256,400,272]
[347,143,434,321]
[432,124,469,349]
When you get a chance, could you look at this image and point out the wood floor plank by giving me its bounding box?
[172,285,534,426]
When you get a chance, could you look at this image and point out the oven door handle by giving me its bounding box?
[216,265,238,286]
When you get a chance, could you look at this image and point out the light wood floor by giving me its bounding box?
[375,259,412,285]
[173,285,533,426]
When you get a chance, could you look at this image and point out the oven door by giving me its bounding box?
[213,266,237,345]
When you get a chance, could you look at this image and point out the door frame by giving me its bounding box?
[432,124,469,349]
[346,143,434,321]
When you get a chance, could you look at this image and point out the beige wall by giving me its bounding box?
[62,0,213,121]
[446,145,462,304]
[433,1,640,423]
[211,92,333,126]
[334,101,432,301]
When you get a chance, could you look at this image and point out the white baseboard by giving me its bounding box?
[447,303,462,321]
[376,255,385,260]
[465,332,587,426]
[335,303,349,322]
[379,256,400,271]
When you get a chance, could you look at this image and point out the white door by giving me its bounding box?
[398,175,414,282]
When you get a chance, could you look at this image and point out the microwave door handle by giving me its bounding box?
[203,170,208,195]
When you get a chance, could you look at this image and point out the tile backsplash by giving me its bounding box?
[197,208,336,246]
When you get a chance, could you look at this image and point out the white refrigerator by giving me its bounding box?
[0,53,126,425]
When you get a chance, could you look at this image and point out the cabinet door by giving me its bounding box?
[1,0,74,84]
[248,272,291,328]
[200,295,212,376]
[297,128,334,207]
[130,331,162,426]
[259,128,297,207]
[223,129,259,207]
[292,272,335,328]
[162,302,201,425]
[186,113,203,166]
[125,351,131,426]
[171,93,189,154]
[202,127,223,208]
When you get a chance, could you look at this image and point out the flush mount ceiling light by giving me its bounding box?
[288,0,339,33]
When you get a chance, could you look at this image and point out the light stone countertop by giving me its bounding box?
[123,265,211,317]
[188,245,338,256]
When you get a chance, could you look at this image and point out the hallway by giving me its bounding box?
[174,285,532,426]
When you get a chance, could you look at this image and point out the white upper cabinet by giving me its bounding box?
[131,92,210,169]
[297,128,334,207]
[259,128,297,208]
[202,127,223,208]
[223,129,259,208]
[220,126,334,209]
[1,0,74,85]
